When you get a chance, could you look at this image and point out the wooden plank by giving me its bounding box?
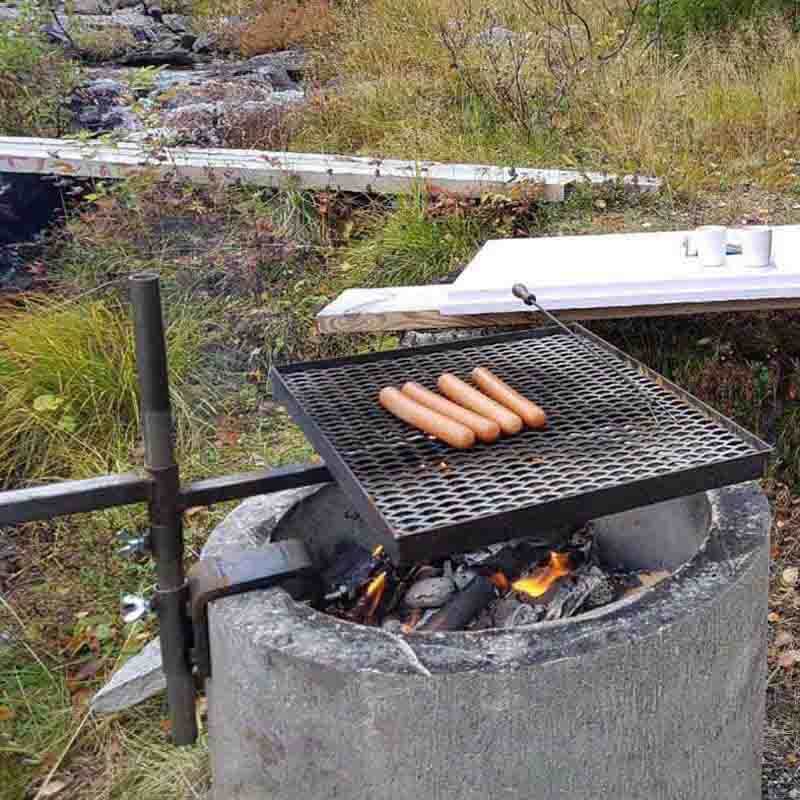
[0,136,660,201]
[442,228,800,315]
[315,285,800,334]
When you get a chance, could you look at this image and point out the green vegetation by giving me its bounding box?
[0,296,206,486]
[0,7,78,136]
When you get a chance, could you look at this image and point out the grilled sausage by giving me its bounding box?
[401,382,501,444]
[379,387,476,449]
[437,373,523,436]
[471,367,547,430]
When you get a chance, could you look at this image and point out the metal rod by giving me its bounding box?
[0,473,149,526]
[129,272,197,746]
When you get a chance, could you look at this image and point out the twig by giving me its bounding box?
[33,709,93,800]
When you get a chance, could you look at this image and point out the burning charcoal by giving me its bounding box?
[583,574,618,610]
[322,542,385,599]
[508,603,546,627]
[544,567,607,621]
[453,565,477,591]
[492,593,547,628]
[417,575,496,633]
[405,577,456,609]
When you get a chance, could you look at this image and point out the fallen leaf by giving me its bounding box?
[184,506,206,519]
[159,719,172,736]
[73,658,102,683]
[778,649,800,668]
[781,566,799,587]
[787,753,799,766]
[0,705,15,721]
[768,611,782,623]
[775,631,794,648]
[71,687,93,712]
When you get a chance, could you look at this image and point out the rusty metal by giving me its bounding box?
[188,540,322,679]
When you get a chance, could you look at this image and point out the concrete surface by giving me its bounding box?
[206,482,770,800]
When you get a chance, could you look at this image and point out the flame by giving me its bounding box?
[365,571,387,619]
[512,552,571,598]
[366,571,387,599]
[402,607,422,634]
[489,571,510,592]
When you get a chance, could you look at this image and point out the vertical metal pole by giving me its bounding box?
[129,273,198,745]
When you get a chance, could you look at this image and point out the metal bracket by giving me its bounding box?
[187,539,322,679]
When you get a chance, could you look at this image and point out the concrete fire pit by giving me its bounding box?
[204,482,769,800]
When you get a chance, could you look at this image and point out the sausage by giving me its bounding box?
[379,387,476,449]
[437,373,523,435]
[401,382,501,444]
[471,367,547,430]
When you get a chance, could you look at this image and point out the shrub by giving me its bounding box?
[641,0,799,46]
[0,296,205,486]
[237,0,335,55]
[0,11,78,136]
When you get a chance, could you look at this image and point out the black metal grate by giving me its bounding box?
[271,325,770,563]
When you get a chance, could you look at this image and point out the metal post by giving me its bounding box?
[129,273,197,745]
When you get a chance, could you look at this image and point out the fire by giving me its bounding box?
[365,571,387,619]
[512,552,571,598]
[489,571,510,592]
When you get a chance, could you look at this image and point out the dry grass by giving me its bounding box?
[238,0,335,56]
[292,0,800,193]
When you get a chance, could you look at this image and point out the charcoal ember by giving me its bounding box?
[417,575,496,632]
[453,565,477,591]
[405,577,456,609]
[544,567,607,621]
[322,542,383,598]
[582,575,618,610]
[492,593,545,628]
[508,603,545,627]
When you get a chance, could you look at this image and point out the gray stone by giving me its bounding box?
[192,32,214,53]
[404,576,456,608]
[207,482,770,800]
[90,637,166,713]
[70,0,110,13]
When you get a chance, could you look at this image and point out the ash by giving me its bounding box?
[317,527,670,633]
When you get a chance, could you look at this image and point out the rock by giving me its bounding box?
[101,105,144,131]
[90,638,166,713]
[121,47,195,66]
[404,577,456,609]
[0,174,63,246]
[476,25,518,46]
[162,13,190,32]
[161,102,220,144]
[0,7,21,21]
[112,0,142,8]
[156,78,272,109]
[192,32,215,54]
[70,0,110,13]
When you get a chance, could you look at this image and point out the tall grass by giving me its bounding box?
[341,189,488,286]
[294,0,800,192]
[0,296,205,487]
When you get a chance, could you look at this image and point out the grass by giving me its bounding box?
[0,294,207,487]
[0,11,79,136]
[290,1,800,194]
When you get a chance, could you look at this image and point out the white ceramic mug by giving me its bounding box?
[682,225,727,267]
[737,226,773,267]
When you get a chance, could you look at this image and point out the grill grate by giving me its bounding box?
[271,325,770,563]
